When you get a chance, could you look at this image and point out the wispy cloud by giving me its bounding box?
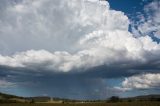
[131,0,160,38]
[0,79,15,88]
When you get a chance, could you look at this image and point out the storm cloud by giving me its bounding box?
[0,0,160,99]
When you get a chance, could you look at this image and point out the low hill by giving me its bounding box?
[27,96,51,102]
[0,92,26,103]
[131,94,160,101]
[0,92,160,103]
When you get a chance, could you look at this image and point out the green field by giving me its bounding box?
[0,102,160,106]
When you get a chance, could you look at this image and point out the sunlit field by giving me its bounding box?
[1,102,160,106]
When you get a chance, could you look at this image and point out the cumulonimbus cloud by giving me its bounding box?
[0,0,160,99]
[0,0,160,73]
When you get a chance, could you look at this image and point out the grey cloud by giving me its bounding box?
[0,65,118,99]
[0,79,15,88]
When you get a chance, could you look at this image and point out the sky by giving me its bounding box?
[0,0,160,100]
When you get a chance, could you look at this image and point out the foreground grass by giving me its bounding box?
[0,101,160,106]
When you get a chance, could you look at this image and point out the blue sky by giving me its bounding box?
[109,0,160,44]
[108,0,151,14]
[0,0,160,100]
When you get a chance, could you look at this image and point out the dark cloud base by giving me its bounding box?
[0,64,160,99]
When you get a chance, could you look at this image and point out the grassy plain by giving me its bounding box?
[0,101,160,106]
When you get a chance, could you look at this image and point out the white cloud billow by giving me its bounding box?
[116,73,160,91]
[0,0,160,72]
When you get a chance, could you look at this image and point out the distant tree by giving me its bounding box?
[62,101,65,104]
[127,99,133,102]
[157,98,160,101]
[30,99,35,103]
[109,96,120,102]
